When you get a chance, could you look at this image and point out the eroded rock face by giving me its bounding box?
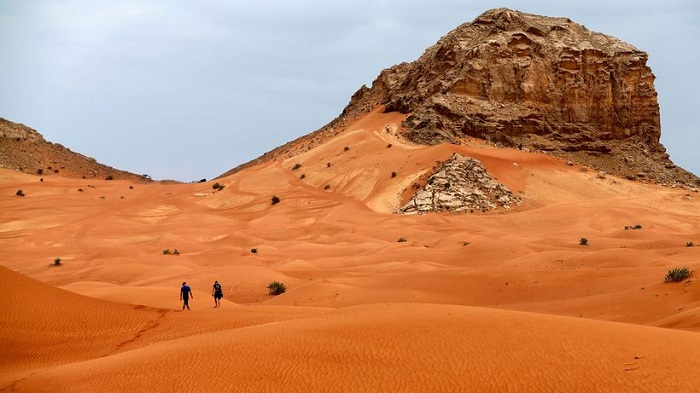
[346,8,698,186]
[397,153,520,214]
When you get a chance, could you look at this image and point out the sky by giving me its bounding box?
[1,1,698,181]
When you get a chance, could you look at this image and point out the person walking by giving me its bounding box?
[180,281,193,310]
[212,280,223,308]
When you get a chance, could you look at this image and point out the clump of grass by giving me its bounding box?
[397,237,407,243]
[292,163,302,170]
[462,241,471,246]
[250,248,258,254]
[163,249,180,255]
[579,238,588,246]
[16,189,25,197]
[53,257,62,266]
[664,267,693,283]
[271,195,281,205]
[687,241,694,247]
[324,184,331,190]
[624,224,643,230]
[212,182,225,191]
[267,281,287,296]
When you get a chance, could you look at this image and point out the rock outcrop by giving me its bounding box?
[0,118,150,181]
[344,8,698,186]
[398,153,520,214]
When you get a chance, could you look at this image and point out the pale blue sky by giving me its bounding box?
[1,1,698,181]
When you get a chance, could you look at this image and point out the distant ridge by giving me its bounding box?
[0,118,151,182]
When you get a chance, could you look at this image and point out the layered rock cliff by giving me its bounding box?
[344,8,697,186]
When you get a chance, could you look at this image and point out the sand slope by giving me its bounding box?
[2,108,700,391]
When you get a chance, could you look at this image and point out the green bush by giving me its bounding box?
[664,267,693,282]
[267,281,286,296]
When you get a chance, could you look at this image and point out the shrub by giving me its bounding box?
[343,146,350,152]
[267,281,287,296]
[687,242,694,247]
[16,189,25,197]
[250,248,258,254]
[324,184,331,190]
[105,175,114,180]
[391,171,397,178]
[625,225,643,230]
[664,267,693,283]
[326,162,332,168]
[292,163,302,170]
[397,237,407,243]
[579,238,588,246]
[386,144,392,148]
[271,195,280,205]
[53,257,62,266]
[37,168,43,175]
[172,249,180,255]
[300,173,306,179]
[212,182,225,191]
[163,249,172,255]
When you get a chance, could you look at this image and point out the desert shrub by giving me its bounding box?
[579,238,588,246]
[15,189,25,197]
[78,188,83,192]
[271,195,280,205]
[397,237,407,243]
[53,257,62,266]
[105,175,114,180]
[37,168,43,175]
[172,249,180,255]
[391,171,397,178]
[292,163,302,170]
[624,225,643,230]
[267,281,287,296]
[386,144,392,148]
[687,242,694,247]
[250,248,258,254]
[343,146,350,152]
[212,182,225,191]
[664,267,693,282]
[324,184,331,190]
[300,173,306,179]
[462,241,471,246]
[163,249,172,255]
[326,162,332,168]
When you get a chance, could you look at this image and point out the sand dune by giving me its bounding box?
[2,109,700,391]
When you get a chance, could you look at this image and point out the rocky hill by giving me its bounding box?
[223,8,697,187]
[0,118,151,182]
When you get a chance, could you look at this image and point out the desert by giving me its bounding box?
[2,8,700,393]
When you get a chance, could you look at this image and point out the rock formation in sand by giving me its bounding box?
[397,153,520,214]
[340,8,698,186]
[0,118,150,181]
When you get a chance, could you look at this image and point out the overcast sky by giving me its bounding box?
[1,1,698,181]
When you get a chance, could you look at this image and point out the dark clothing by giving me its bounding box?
[213,283,223,300]
[181,285,192,303]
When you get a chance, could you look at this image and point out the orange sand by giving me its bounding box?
[2,108,700,391]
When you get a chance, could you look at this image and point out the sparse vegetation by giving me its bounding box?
[250,248,258,254]
[687,242,694,247]
[300,173,306,179]
[327,162,332,168]
[664,267,693,283]
[579,238,588,246]
[53,257,62,266]
[624,224,643,230]
[391,171,397,178]
[343,146,350,152]
[292,163,302,170]
[271,195,281,205]
[212,182,225,191]
[324,184,331,190]
[386,143,392,148]
[105,175,114,180]
[267,281,287,296]
[37,168,43,175]
[163,249,181,255]
[15,189,25,197]
[397,237,407,243]
[78,188,83,192]
[462,241,471,246]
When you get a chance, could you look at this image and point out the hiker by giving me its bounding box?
[212,280,223,308]
[180,281,193,310]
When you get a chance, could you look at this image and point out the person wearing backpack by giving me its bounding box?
[212,280,223,308]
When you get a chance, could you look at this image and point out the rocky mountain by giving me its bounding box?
[0,118,151,182]
[225,8,697,188]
